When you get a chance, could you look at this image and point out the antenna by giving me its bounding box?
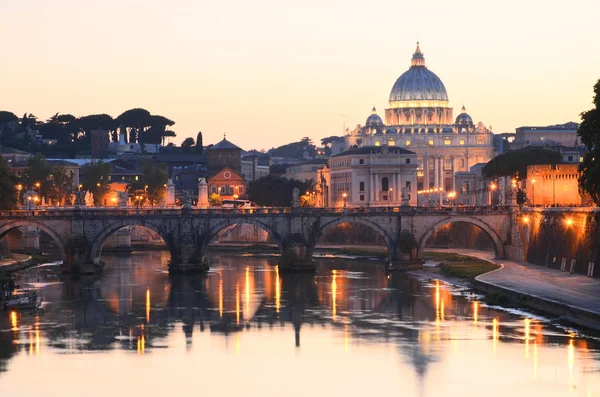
[340,114,353,135]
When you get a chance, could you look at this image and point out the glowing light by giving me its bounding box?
[219,277,223,318]
[524,318,531,359]
[35,328,40,356]
[435,280,440,320]
[10,311,17,330]
[146,288,151,323]
[332,270,337,321]
[275,265,281,313]
[568,338,575,390]
[245,266,250,321]
[235,283,240,325]
[523,216,530,224]
[492,318,499,355]
[473,301,478,324]
[565,218,574,227]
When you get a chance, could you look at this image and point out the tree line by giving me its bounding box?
[0,108,178,157]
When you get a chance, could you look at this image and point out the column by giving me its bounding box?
[423,156,429,189]
[439,157,445,191]
[370,174,375,203]
[374,174,379,202]
[433,157,438,188]
[450,155,455,191]
[393,174,398,203]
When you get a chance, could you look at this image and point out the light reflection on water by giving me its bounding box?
[0,251,599,396]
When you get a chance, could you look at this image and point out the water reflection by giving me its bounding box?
[0,251,598,396]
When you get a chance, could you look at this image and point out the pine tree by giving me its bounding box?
[578,79,600,204]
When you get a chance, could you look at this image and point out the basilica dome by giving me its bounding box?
[455,106,473,126]
[388,43,449,106]
[365,107,384,128]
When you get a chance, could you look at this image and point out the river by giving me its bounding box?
[0,251,599,396]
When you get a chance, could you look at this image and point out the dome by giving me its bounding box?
[389,43,449,105]
[365,107,384,128]
[455,105,473,126]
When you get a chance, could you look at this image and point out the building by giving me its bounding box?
[526,164,590,206]
[284,159,327,182]
[514,122,579,148]
[207,137,246,199]
[91,129,109,158]
[207,136,242,174]
[338,43,495,193]
[241,155,270,182]
[323,146,418,207]
[208,167,246,199]
[0,147,31,165]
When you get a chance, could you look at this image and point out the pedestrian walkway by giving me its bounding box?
[430,248,600,316]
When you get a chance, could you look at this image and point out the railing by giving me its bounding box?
[0,205,520,219]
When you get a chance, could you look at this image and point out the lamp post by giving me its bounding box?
[342,192,347,208]
[489,182,497,206]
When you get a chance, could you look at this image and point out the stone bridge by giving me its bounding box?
[0,206,520,274]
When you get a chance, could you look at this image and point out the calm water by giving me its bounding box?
[0,251,599,397]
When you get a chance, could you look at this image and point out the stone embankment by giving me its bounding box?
[442,248,600,331]
[0,254,33,273]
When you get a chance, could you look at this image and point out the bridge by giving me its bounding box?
[0,206,520,274]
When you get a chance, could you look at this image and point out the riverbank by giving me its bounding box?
[423,248,600,332]
[0,253,33,273]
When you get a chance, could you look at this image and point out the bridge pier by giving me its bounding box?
[388,232,424,271]
[279,237,316,273]
[168,241,209,274]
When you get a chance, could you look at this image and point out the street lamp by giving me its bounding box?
[342,192,347,208]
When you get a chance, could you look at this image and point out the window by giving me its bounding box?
[375,141,381,146]
[239,186,244,194]
[381,177,389,191]
[406,181,411,191]
[459,139,465,145]
[405,140,411,146]
[580,156,584,163]
[477,137,484,144]
[444,138,451,145]
[359,159,364,165]
[428,139,434,145]
[360,194,365,201]
[406,158,410,164]
[359,182,365,191]
[135,176,139,181]
[389,139,396,146]
[568,155,573,162]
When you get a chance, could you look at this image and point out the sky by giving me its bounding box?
[1,0,599,151]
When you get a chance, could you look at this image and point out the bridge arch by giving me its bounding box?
[208,218,285,251]
[417,216,505,259]
[90,220,174,265]
[316,217,395,254]
[0,220,67,260]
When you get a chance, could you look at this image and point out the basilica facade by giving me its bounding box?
[334,43,496,192]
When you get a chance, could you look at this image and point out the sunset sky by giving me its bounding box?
[1,0,599,150]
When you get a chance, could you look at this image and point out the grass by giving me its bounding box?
[330,247,387,258]
[424,252,500,280]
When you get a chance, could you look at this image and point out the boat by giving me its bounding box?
[4,292,43,310]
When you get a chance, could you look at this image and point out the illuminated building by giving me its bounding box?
[336,43,496,192]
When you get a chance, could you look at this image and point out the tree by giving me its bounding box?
[181,137,195,153]
[0,111,18,124]
[209,193,222,206]
[81,161,113,205]
[483,147,561,179]
[46,165,74,205]
[125,161,168,206]
[249,176,313,207]
[578,79,600,205]
[21,154,53,197]
[516,188,527,208]
[115,108,153,145]
[0,157,17,209]
[195,131,204,154]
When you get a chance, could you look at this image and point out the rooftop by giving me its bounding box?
[208,137,242,151]
[331,146,415,157]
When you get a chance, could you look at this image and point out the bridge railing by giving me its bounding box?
[0,205,518,218]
